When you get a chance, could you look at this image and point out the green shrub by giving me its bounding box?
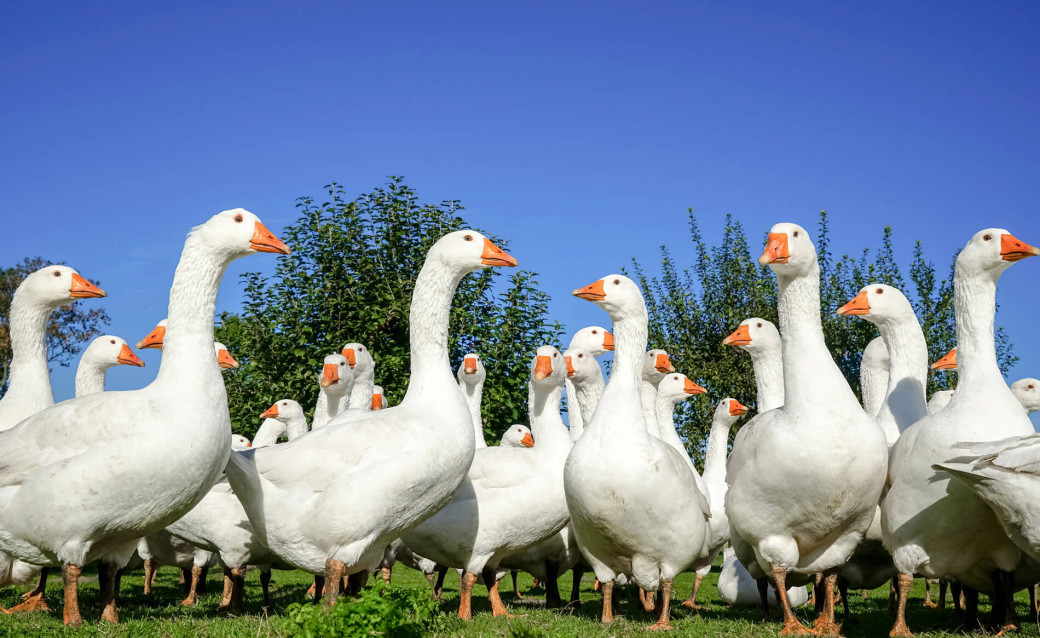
[275,584,440,637]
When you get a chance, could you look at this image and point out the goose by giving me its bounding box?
[564,326,613,441]
[927,390,955,414]
[882,228,1039,636]
[565,274,710,630]
[652,371,712,509]
[860,337,890,419]
[719,546,810,609]
[834,284,930,615]
[0,208,288,626]
[341,342,375,411]
[684,397,746,611]
[404,344,572,618]
[224,230,517,605]
[0,264,106,430]
[135,319,239,370]
[726,224,888,636]
[501,424,534,448]
[372,385,387,410]
[312,353,353,428]
[1011,378,1040,413]
[166,398,309,612]
[457,353,488,447]
[230,434,252,449]
[640,348,675,436]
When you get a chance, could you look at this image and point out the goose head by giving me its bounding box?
[501,424,535,448]
[837,283,915,328]
[260,398,306,424]
[715,397,749,425]
[371,385,387,410]
[341,343,375,374]
[569,326,615,356]
[214,342,239,369]
[572,274,646,321]
[644,348,675,385]
[1011,378,1040,414]
[957,228,1039,280]
[319,353,353,394]
[19,265,105,308]
[931,349,957,371]
[656,372,706,405]
[136,319,167,350]
[230,434,252,449]
[723,318,780,356]
[456,353,487,387]
[563,347,601,384]
[82,335,145,370]
[196,208,290,258]
[531,345,566,388]
[430,230,517,273]
[758,223,817,276]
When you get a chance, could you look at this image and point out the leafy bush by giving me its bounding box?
[275,584,440,637]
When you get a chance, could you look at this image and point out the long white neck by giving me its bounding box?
[594,301,649,437]
[565,378,584,440]
[749,347,784,412]
[952,267,1004,392]
[313,385,347,428]
[2,288,58,417]
[702,413,734,487]
[253,418,287,447]
[776,261,858,413]
[75,360,112,397]
[528,379,571,452]
[640,379,659,436]
[860,350,890,418]
[654,395,690,461]
[348,366,374,412]
[402,259,466,404]
[874,313,928,439]
[569,369,606,442]
[284,414,309,440]
[460,378,486,447]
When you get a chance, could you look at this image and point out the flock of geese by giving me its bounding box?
[0,209,1038,636]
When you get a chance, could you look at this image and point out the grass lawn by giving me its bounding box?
[0,561,1037,636]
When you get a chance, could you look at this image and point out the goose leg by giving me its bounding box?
[260,568,272,608]
[9,568,50,612]
[180,565,203,606]
[179,566,188,590]
[142,558,155,595]
[812,570,841,635]
[837,575,850,621]
[61,564,83,627]
[939,579,948,612]
[600,579,614,624]
[544,560,562,608]
[322,559,344,608]
[681,571,704,610]
[952,581,963,618]
[227,566,246,615]
[922,579,937,608]
[963,585,979,629]
[1030,584,1038,620]
[219,566,234,609]
[434,565,448,600]
[757,577,771,618]
[458,571,477,619]
[889,572,914,637]
[992,570,1017,636]
[772,565,812,635]
[98,562,120,624]
[483,568,514,617]
[648,577,673,631]
[510,570,524,600]
[569,564,584,609]
[197,565,210,594]
[311,575,324,604]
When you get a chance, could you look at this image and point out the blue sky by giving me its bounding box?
[1,1,1037,426]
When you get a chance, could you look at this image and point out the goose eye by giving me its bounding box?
[983,234,992,241]
[282,402,288,406]
[234,214,243,223]
[592,330,598,334]
[578,354,584,359]
[1029,384,1035,390]
[756,322,762,328]
[553,353,558,358]
[359,347,364,351]
[876,288,884,295]
[613,279,620,285]
[464,234,473,242]
[53,271,61,277]
[793,231,799,237]
[110,339,116,344]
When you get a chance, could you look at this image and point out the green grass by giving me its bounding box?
[0,562,1038,637]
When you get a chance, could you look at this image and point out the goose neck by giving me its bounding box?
[460,378,486,447]
[348,368,374,412]
[5,290,57,404]
[750,348,784,412]
[565,378,584,441]
[592,301,650,436]
[874,313,929,431]
[571,370,605,428]
[528,379,569,449]
[640,379,659,435]
[404,259,466,401]
[285,414,310,440]
[253,418,287,447]
[74,361,108,397]
[953,268,1002,389]
[702,416,733,485]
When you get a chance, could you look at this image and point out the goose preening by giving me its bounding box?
[565,326,613,440]
[726,224,888,635]
[565,274,710,630]
[882,229,1039,636]
[0,209,289,625]
[312,353,353,428]
[224,230,517,605]
[405,344,571,618]
[457,353,488,447]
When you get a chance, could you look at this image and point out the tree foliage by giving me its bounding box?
[629,210,1015,465]
[0,257,111,395]
[216,178,563,440]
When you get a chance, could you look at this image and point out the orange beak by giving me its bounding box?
[246,442,252,447]
[837,290,871,316]
[480,238,519,267]
[602,331,615,351]
[729,399,748,416]
[321,363,340,387]
[655,353,675,374]
[573,280,606,301]
[565,356,576,377]
[116,344,145,367]
[463,356,478,375]
[684,378,707,395]
[260,404,279,419]
[217,349,239,369]
[520,432,535,448]
[931,349,958,371]
[759,232,790,265]
[371,394,385,410]
[136,325,166,350]
[723,324,752,347]
[250,221,291,255]
[1000,233,1040,262]
[69,273,106,298]
[342,348,357,369]
[533,355,553,381]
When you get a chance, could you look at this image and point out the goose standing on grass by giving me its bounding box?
[225,230,517,606]
[457,353,488,446]
[684,397,746,610]
[726,224,888,636]
[565,274,710,630]
[404,345,572,618]
[860,337,891,419]
[882,229,1039,637]
[565,327,613,440]
[0,209,288,626]
[312,353,353,428]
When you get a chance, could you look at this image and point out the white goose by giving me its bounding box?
[457,353,488,447]
[565,326,613,441]
[225,230,517,605]
[564,274,709,630]
[0,209,288,626]
[726,224,888,635]
[312,353,353,428]
[0,264,105,430]
[860,336,890,419]
[404,344,572,618]
[341,342,375,411]
[167,398,309,612]
[371,385,387,410]
[641,348,675,436]
[882,229,1039,636]
[501,424,534,448]
[1011,378,1040,412]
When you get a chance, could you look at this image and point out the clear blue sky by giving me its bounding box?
[2,1,1037,426]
